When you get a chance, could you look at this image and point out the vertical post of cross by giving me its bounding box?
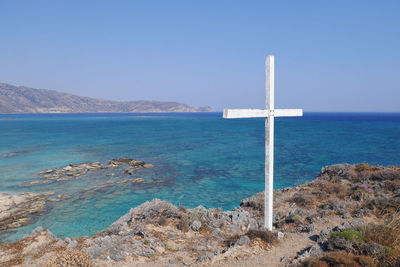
[265,55,274,230]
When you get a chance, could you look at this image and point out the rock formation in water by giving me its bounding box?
[3,158,151,229]
[37,158,153,181]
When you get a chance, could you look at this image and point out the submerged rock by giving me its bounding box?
[20,180,52,187]
[1,152,18,158]
[48,194,71,202]
[37,158,153,181]
[132,178,145,183]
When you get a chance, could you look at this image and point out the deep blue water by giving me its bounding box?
[0,112,399,243]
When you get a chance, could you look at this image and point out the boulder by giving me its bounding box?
[190,220,202,231]
[319,227,332,240]
[327,236,354,252]
[235,235,250,246]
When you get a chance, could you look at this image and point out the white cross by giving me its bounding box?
[223,55,303,230]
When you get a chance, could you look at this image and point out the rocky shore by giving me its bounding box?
[2,158,152,229]
[0,192,53,231]
[0,163,399,266]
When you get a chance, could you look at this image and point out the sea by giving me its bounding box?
[0,112,399,243]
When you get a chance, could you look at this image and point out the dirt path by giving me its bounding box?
[211,216,346,267]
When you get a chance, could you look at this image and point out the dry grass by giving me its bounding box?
[247,229,277,245]
[0,233,66,266]
[289,192,314,207]
[178,206,186,213]
[380,251,400,267]
[355,163,380,173]
[365,197,400,216]
[223,229,277,250]
[176,215,189,232]
[315,181,349,199]
[250,237,271,250]
[199,225,211,236]
[305,216,400,266]
[364,215,400,250]
[45,249,92,267]
[384,180,400,191]
[303,251,376,267]
[157,216,168,226]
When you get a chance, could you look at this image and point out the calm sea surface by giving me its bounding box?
[0,112,399,242]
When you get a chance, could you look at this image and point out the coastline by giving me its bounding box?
[1,163,399,266]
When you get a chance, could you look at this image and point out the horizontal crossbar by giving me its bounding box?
[223,109,303,118]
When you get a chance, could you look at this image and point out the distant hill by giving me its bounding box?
[0,83,213,114]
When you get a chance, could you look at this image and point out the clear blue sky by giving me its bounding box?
[0,1,399,112]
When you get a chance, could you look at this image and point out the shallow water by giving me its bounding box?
[0,112,399,242]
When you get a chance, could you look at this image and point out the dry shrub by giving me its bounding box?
[0,232,65,266]
[381,251,400,267]
[289,192,314,207]
[250,237,271,250]
[303,251,376,267]
[384,180,400,192]
[247,229,277,245]
[364,215,400,250]
[176,215,189,232]
[302,259,329,267]
[353,164,381,183]
[178,206,187,213]
[222,231,276,249]
[150,230,163,241]
[365,198,400,216]
[199,225,210,236]
[356,255,378,267]
[222,230,277,248]
[371,168,400,181]
[157,216,167,226]
[45,249,92,267]
[355,164,380,173]
[312,180,350,199]
[324,182,348,198]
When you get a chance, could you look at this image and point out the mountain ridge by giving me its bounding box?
[0,83,213,114]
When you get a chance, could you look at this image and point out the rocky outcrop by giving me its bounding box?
[0,192,53,231]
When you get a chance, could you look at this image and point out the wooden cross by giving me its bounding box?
[223,55,303,230]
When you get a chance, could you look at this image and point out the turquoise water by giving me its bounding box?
[0,112,399,243]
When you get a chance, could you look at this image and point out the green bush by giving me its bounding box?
[331,229,365,243]
[383,245,395,256]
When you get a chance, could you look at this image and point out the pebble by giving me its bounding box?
[277,231,284,239]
